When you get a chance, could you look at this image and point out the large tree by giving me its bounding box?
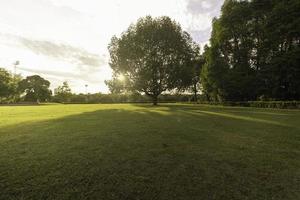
[201,0,300,101]
[18,75,52,102]
[108,16,200,105]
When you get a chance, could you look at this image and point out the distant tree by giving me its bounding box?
[11,74,23,103]
[0,68,22,103]
[189,56,205,102]
[53,81,72,103]
[0,68,14,102]
[108,16,200,105]
[18,75,52,102]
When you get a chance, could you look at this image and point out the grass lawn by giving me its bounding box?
[0,104,299,200]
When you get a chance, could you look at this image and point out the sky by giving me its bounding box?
[0,0,224,93]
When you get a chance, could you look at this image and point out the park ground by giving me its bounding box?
[0,104,299,200]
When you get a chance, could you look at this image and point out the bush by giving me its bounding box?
[51,93,300,109]
[199,101,300,109]
[57,93,194,104]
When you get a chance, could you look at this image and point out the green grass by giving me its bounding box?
[0,104,299,200]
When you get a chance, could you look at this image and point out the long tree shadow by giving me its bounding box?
[1,106,299,200]
[134,103,299,128]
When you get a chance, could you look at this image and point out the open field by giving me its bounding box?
[0,104,299,200]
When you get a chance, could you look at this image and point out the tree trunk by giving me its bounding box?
[152,95,158,106]
[193,83,198,102]
[205,93,210,101]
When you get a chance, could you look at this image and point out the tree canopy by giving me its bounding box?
[18,75,52,102]
[0,68,22,102]
[2,1,300,104]
[201,0,300,101]
[0,68,14,101]
[108,16,200,105]
[53,81,72,103]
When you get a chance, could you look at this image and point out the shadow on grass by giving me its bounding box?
[1,105,300,200]
[134,104,298,128]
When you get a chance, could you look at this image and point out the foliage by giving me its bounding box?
[188,55,205,102]
[199,100,300,109]
[53,81,72,103]
[0,68,21,103]
[0,68,14,100]
[18,75,52,102]
[108,16,200,105]
[201,0,300,101]
[104,73,128,94]
[62,93,195,104]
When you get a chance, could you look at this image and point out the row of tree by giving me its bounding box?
[201,0,300,101]
[1,0,299,105]
[0,69,52,103]
[0,68,195,104]
[0,68,69,103]
[105,0,299,104]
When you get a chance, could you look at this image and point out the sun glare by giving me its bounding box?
[117,74,125,81]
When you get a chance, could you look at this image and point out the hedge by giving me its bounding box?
[199,101,300,109]
[57,93,195,104]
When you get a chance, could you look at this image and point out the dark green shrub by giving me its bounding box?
[199,101,300,109]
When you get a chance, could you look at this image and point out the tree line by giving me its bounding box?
[106,0,299,104]
[0,70,52,103]
[0,69,196,104]
[1,0,299,105]
[201,0,300,102]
